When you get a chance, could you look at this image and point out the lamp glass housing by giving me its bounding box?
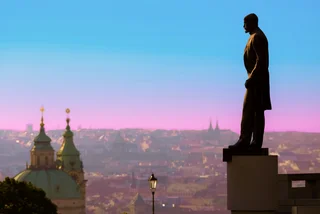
[149,173,157,192]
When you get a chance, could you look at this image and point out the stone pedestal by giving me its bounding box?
[291,199,320,214]
[292,206,320,214]
[231,212,274,214]
[223,148,278,213]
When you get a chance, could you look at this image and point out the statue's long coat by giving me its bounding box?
[244,27,272,111]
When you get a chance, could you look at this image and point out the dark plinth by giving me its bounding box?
[223,148,269,162]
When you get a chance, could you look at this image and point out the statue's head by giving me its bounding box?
[244,13,259,34]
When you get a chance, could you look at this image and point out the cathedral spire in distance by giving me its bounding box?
[208,118,214,132]
[215,117,220,130]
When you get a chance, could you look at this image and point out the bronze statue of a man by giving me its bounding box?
[229,13,272,150]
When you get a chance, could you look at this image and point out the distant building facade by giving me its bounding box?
[26,123,33,133]
[110,131,139,153]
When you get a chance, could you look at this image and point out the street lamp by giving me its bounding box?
[149,173,158,214]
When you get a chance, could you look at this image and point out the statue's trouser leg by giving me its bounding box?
[239,89,255,144]
[252,110,265,148]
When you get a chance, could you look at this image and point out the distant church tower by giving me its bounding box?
[206,118,220,142]
[29,106,56,169]
[56,109,87,200]
[208,118,214,133]
[215,119,220,131]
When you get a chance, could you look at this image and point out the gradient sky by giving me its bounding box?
[0,0,319,132]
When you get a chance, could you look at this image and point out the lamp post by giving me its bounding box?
[148,173,157,214]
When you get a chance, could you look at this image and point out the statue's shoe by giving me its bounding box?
[228,140,250,150]
[249,141,262,150]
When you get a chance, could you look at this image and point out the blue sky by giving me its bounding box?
[0,0,319,131]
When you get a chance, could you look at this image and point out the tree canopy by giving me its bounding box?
[0,177,58,214]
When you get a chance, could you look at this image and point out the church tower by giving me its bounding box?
[29,106,55,169]
[208,118,214,132]
[215,119,221,141]
[56,108,87,200]
[215,119,220,131]
[128,193,147,214]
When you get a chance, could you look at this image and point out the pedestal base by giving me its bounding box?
[226,154,278,211]
[231,212,275,214]
[223,148,269,162]
[292,206,320,214]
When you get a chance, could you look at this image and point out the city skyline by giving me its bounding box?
[1,1,320,132]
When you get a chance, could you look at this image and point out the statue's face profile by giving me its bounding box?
[243,14,258,34]
[243,21,249,33]
[244,19,257,34]
[243,20,252,34]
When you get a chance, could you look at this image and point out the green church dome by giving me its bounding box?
[14,169,81,200]
[31,113,54,151]
[57,118,80,156]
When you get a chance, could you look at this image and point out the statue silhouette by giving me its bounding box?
[229,13,272,150]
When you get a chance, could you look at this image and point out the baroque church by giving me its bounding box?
[14,108,86,214]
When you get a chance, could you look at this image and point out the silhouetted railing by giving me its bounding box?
[278,173,320,213]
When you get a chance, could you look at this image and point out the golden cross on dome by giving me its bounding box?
[66,108,70,114]
[65,108,71,124]
[40,106,45,126]
[40,106,45,115]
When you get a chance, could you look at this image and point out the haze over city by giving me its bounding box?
[2,1,320,214]
[1,0,319,132]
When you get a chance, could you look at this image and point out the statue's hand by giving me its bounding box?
[245,78,253,89]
